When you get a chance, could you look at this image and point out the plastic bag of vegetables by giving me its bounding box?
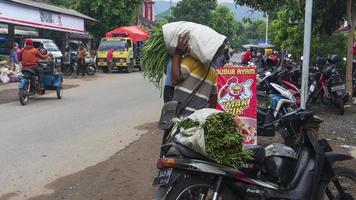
[141,22,227,88]
[171,108,252,168]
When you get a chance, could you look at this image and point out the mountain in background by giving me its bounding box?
[155,1,265,21]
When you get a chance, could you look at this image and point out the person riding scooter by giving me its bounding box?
[19,39,49,89]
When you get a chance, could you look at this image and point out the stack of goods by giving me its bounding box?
[175,109,252,168]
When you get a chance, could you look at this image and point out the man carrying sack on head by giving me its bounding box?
[171,34,219,116]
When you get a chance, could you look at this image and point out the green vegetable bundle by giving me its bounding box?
[179,112,252,168]
[141,27,170,88]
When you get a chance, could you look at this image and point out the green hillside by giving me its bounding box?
[155,1,264,21]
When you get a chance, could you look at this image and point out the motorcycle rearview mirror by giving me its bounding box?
[39,47,48,55]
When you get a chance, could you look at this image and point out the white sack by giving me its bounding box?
[162,21,227,66]
[173,108,222,156]
[0,73,9,83]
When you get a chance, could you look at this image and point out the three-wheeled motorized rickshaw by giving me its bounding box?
[18,48,63,105]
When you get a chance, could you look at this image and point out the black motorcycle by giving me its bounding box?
[153,109,355,200]
[62,55,96,76]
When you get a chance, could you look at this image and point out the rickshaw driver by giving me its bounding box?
[19,39,49,89]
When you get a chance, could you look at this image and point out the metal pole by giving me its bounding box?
[265,13,268,44]
[300,0,313,109]
[266,13,269,44]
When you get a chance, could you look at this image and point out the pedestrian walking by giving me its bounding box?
[9,45,19,64]
[107,48,114,72]
[76,46,87,77]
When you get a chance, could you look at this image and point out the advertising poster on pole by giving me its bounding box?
[215,66,257,145]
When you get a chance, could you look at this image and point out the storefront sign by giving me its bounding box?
[216,66,257,145]
[0,1,84,33]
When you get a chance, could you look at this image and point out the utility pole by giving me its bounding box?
[300,0,313,109]
[265,12,268,44]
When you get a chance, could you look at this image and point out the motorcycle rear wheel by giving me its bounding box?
[336,99,345,115]
[86,65,96,75]
[165,176,235,200]
[320,167,356,200]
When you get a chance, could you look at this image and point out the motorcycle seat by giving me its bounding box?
[21,69,37,75]
[167,142,216,163]
[244,145,265,164]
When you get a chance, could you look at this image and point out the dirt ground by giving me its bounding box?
[28,122,161,200]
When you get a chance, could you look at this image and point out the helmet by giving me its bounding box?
[327,54,340,63]
[25,39,33,46]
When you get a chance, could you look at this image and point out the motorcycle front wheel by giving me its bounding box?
[62,65,74,76]
[165,176,235,200]
[320,167,356,200]
[19,85,29,106]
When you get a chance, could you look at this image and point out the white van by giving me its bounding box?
[29,38,63,63]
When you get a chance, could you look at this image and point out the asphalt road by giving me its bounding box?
[0,73,162,199]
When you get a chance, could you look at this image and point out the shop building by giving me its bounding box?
[0,0,96,54]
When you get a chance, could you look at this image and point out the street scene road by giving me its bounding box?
[0,73,162,199]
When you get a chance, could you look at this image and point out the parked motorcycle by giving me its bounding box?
[62,55,96,76]
[257,71,298,138]
[153,109,355,200]
[308,55,348,115]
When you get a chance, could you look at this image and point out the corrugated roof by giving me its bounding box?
[8,0,97,22]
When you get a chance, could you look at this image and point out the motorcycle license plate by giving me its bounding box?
[331,84,345,92]
[152,168,173,186]
[97,62,107,66]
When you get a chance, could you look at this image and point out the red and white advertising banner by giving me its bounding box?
[0,1,84,33]
[215,66,257,145]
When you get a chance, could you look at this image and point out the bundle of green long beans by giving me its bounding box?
[141,27,170,88]
[178,112,252,168]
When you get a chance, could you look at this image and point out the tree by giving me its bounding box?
[234,0,346,35]
[346,0,356,96]
[73,0,143,39]
[210,5,238,47]
[233,0,289,12]
[171,0,217,25]
[269,10,304,56]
